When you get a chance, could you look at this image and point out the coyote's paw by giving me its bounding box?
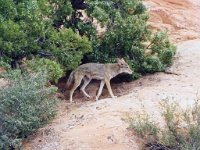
[69,99,74,103]
[86,95,92,98]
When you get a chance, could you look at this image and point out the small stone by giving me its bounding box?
[96,106,101,110]
[69,126,74,129]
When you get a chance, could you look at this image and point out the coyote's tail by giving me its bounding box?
[65,71,75,89]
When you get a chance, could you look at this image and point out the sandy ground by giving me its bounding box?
[23,39,200,150]
[23,0,200,149]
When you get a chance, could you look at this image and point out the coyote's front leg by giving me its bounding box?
[105,79,117,99]
[96,80,105,101]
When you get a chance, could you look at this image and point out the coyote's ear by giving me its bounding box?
[117,58,125,63]
[120,58,125,63]
[117,58,121,63]
[117,58,124,66]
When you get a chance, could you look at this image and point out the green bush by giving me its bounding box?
[46,28,92,70]
[0,0,92,70]
[26,57,65,83]
[0,0,176,82]
[0,69,58,149]
[124,98,200,149]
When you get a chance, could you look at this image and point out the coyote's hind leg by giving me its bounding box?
[69,73,84,103]
[80,77,92,98]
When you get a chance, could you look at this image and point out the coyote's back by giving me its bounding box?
[66,58,133,103]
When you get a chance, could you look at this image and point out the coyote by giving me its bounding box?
[66,58,133,103]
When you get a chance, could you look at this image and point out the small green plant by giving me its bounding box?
[123,106,159,145]
[125,98,200,150]
[0,69,58,149]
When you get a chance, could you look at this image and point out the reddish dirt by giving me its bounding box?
[22,0,200,150]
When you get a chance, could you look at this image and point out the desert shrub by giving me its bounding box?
[26,57,65,83]
[124,111,159,144]
[0,69,58,149]
[124,98,200,150]
[46,28,92,70]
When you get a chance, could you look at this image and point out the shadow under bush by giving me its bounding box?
[0,69,58,149]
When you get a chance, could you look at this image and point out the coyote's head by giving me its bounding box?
[117,58,133,74]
